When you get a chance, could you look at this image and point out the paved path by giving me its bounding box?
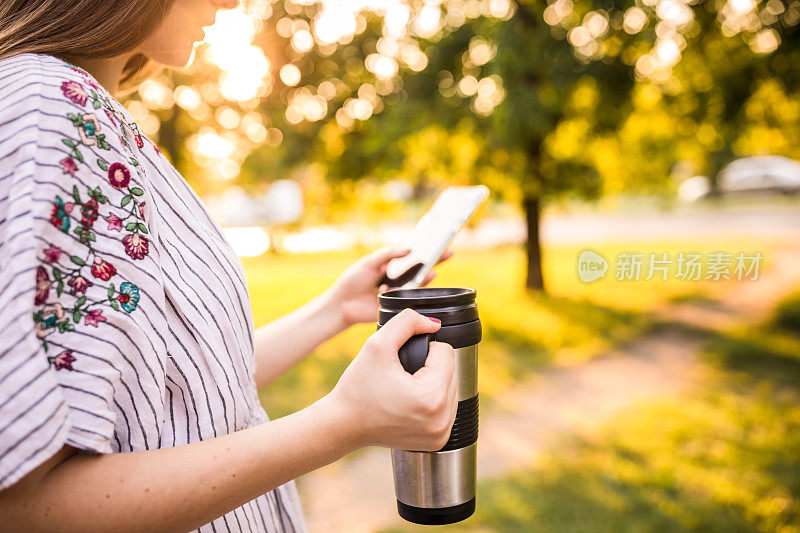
[295,244,800,533]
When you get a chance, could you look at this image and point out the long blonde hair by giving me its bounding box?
[0,0,175,92]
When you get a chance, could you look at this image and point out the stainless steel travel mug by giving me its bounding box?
[377,288,481,525]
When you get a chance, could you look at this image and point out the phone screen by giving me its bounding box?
[382,186,489,289]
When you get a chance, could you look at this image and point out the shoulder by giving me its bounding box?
[0,54,156,273]
[0,53,139,160]
[0,53,101,125]
[0,53,150,200]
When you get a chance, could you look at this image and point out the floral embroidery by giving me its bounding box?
[123,233,149,260]
[91,257,116,281]
[61,64,164,160]
[50,186,109,245]
[61,81,88,106]
[66,112,110,150]
[80,198,99,231]
[49,349,76,371]
[60,157,77,176]
[34,69,152,359]
[117,282,140,313]
[50,197,73,232]
[35,304,66,338]
[65,64,100,90]
[35,267,51,306]
[104,109,117,127]
[43,245,62,264]
[67,275,92,295]
[107,162,131,188]
[84,309,106,327]
[129,122,145,149]
[106,214,122,231]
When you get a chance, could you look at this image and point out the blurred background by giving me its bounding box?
[123,0,800,530]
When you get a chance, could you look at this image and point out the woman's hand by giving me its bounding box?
[327,246,454,327]
[325,308,458,451]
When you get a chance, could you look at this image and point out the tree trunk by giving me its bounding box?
[523,194,545,291]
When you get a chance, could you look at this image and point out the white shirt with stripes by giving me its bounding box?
[0,53,306,532]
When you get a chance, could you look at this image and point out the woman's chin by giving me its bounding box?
[149,44,198,69]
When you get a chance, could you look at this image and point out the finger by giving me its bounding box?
[362,246,411,269]
[445,365,458,427]
[375,308,441,352]
[435,249,453,266]
[414,341,455,387]
[419,271,436,287]
[378,283,389,293]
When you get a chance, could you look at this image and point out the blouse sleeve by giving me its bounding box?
[0,57,160,489]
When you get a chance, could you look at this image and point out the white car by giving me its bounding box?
[679,156,800,201]
[719,156,800,195]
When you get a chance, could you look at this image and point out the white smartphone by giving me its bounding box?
[380,185,490,289]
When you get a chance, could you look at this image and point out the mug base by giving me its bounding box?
[397,498,475,525]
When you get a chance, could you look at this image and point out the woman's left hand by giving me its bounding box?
[327,247,453,327]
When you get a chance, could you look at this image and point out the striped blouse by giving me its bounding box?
[0,53,306,532]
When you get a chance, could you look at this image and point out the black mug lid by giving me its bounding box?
[378,287,478,326]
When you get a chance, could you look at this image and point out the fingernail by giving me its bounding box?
[427,317,441,324]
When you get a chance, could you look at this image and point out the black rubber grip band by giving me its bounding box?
[376,319,481,350]
[397,498,475,525]
[438,395,479,452]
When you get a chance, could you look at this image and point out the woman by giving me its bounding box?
[0,1,458,531]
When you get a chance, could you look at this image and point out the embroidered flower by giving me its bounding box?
[107,162,131,188]
[91,257,116,281]
[123,233,149,260]
[117,282,140,313]
[59,157,78,176]
[138,202,146,221]
[84,309,107,327]
[68,275,93,295]
[35,266,51,305]
[104,109,117,127]
[77,114,101,146]
[135,135,144,149]
[50,197,73,232]
[66,64,90,77]
[50,350,76,371]
[106,213,123,231]
[43,245,62,264]
[61,80,88,106]
[36,304,67,338]
[81,198,99,229]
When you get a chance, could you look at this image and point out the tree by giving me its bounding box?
[128,0,800,291]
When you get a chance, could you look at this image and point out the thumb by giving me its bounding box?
[412,341,454,386]
[376,308,441,353]
[362,246,411,270]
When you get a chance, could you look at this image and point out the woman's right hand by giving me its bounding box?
[326,308,458,451]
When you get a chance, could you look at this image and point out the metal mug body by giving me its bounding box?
[377,288,481,525]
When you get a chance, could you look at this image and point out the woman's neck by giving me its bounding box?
[67,55,132,96]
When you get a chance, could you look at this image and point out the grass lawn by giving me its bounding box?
[380,290,800,533]
[245,236,776,418]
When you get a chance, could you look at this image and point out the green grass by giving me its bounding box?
[774,291,800,334]
[381,287,800,533]
[246,238,777,418]
[382,385,800,533]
